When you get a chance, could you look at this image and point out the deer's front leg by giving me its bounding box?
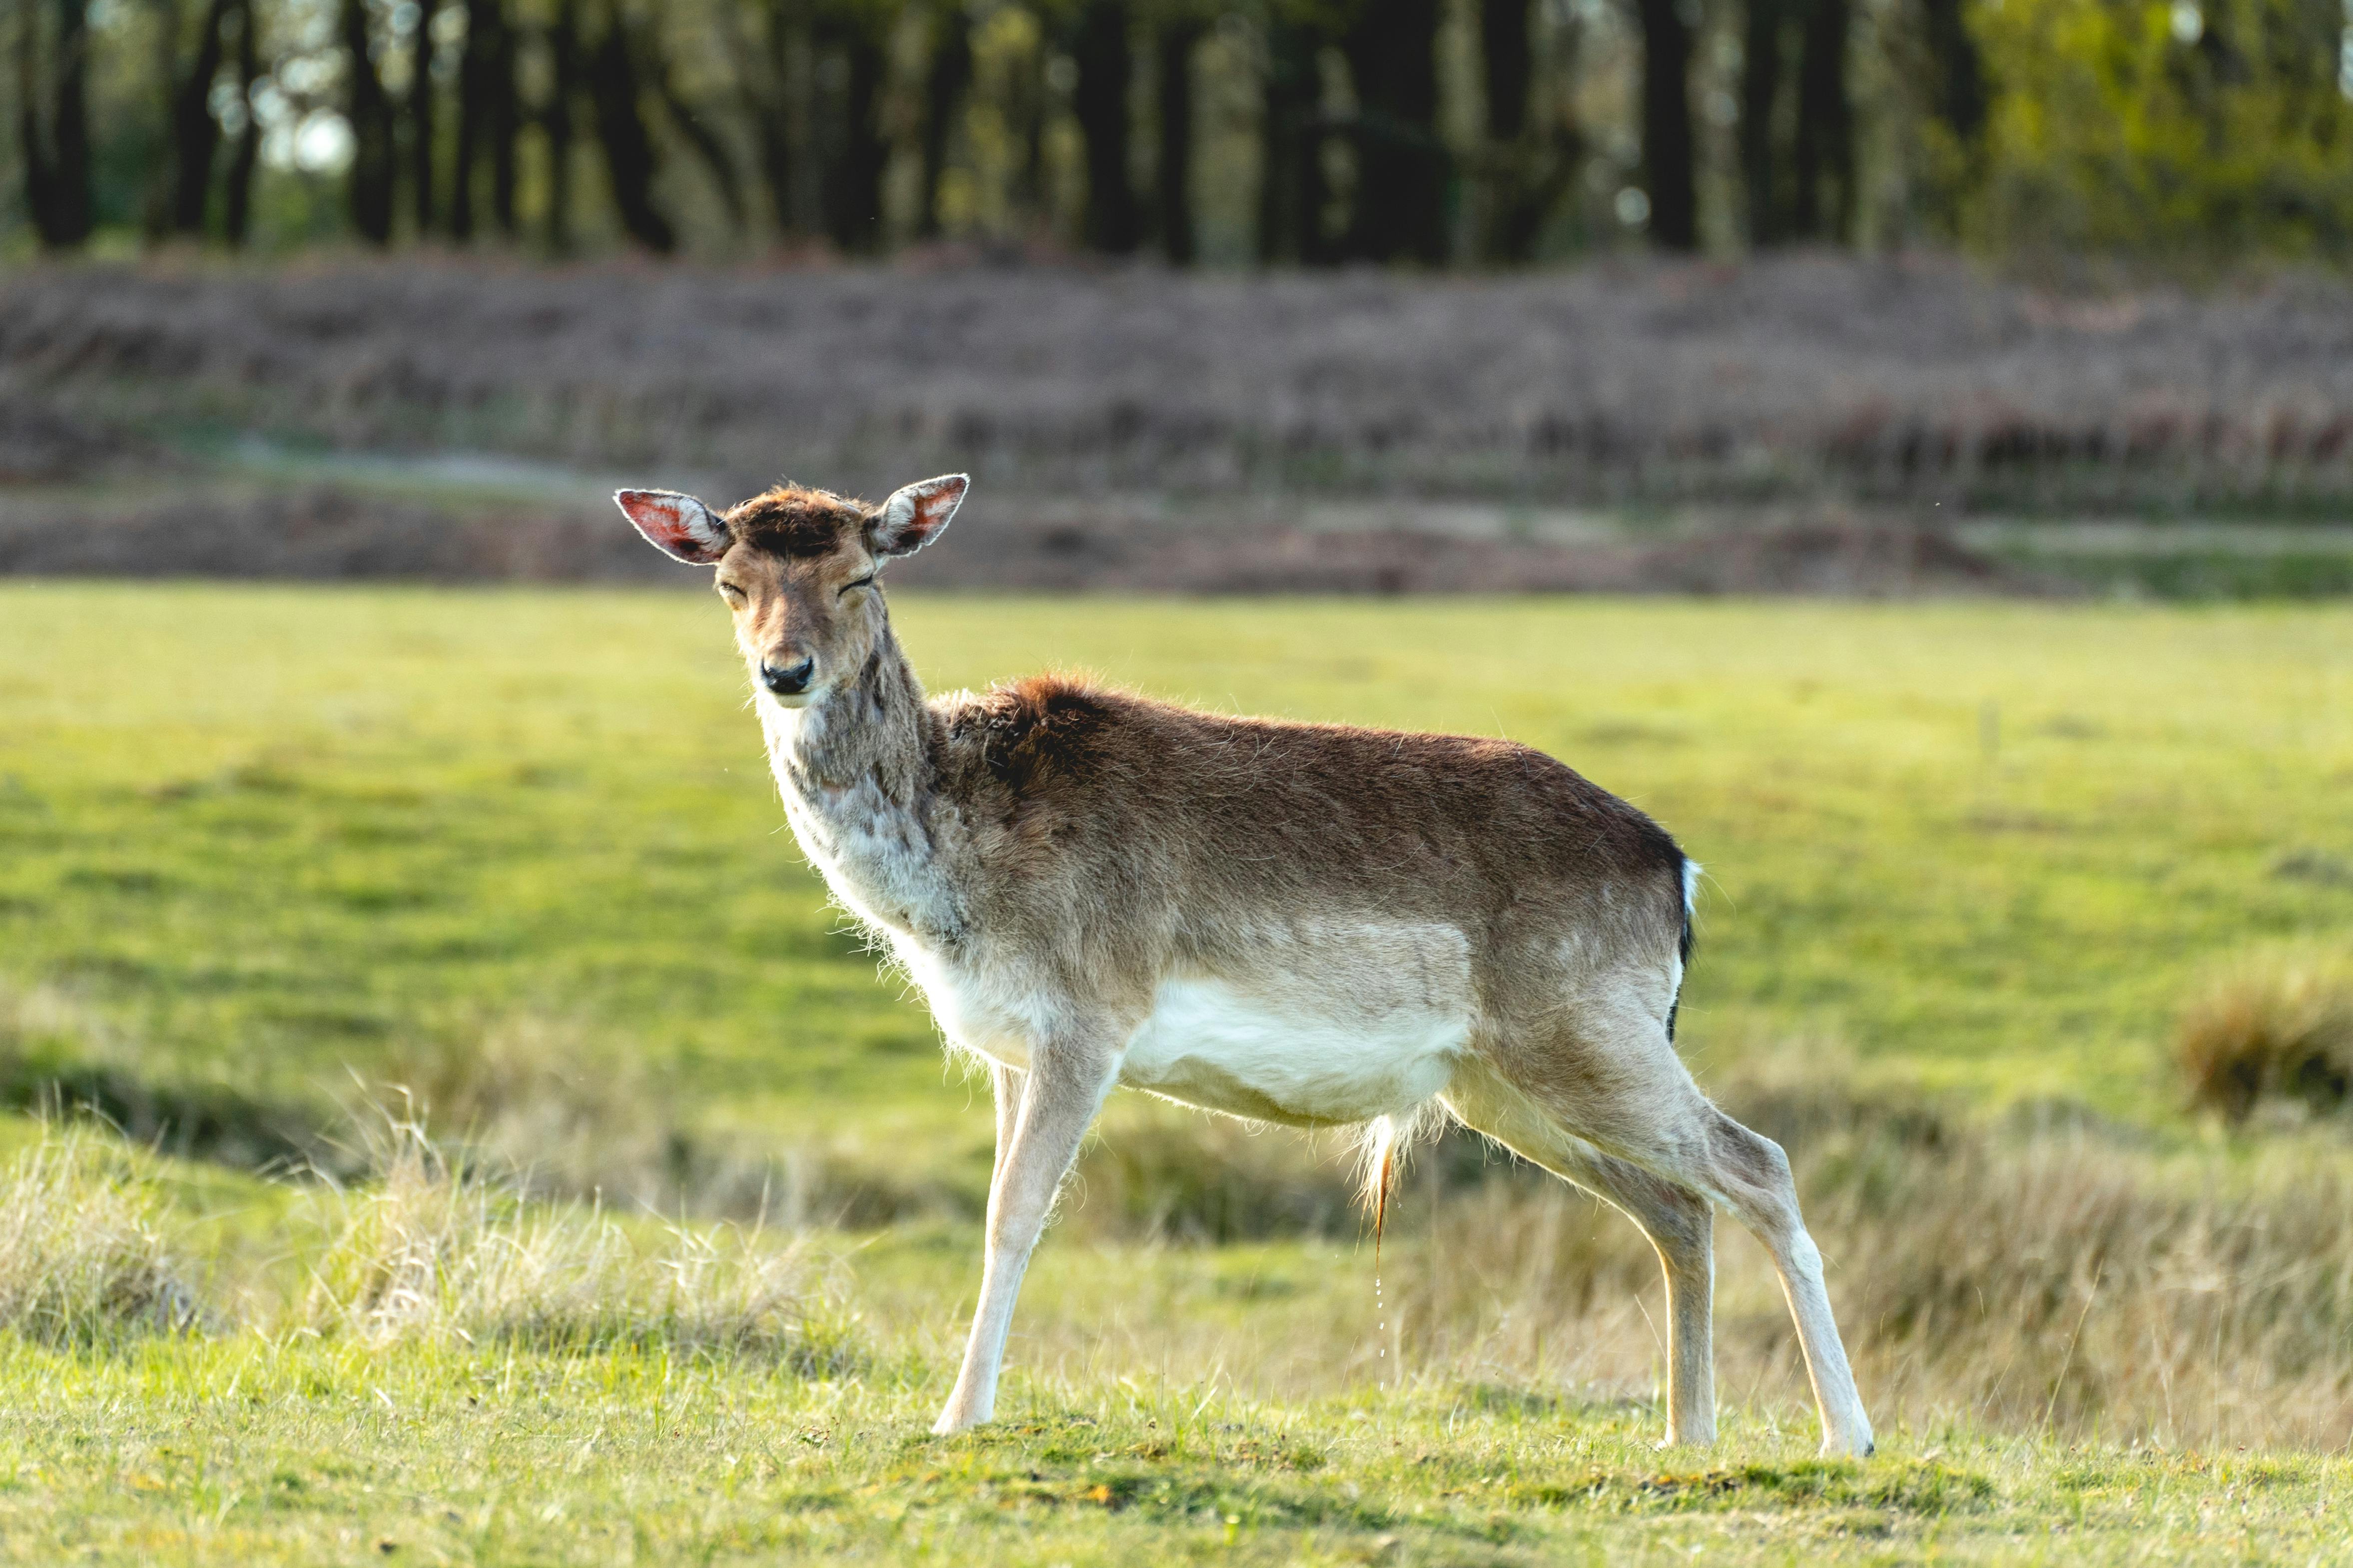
[933,1039,1116,1436]
[988,1062,1022,1189]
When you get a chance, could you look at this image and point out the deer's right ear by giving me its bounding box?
[615,490,730,564]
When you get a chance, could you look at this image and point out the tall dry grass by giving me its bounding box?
[0,1129,204,1342]
[299,1118,858,1367]
[2174,947,2353,1122]
[1027,1074,2353,1451]
[9,969,2353,1446]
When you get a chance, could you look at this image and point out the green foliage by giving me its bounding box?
[1970,0,2353,262]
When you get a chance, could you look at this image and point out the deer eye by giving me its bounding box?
[839,573,876,597]
[717,581,747,603]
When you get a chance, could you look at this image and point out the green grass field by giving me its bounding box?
[3,583,2352,1564]
[5,585,2348,1129]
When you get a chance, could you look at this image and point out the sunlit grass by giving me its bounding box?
[3,585,2353,1559]
[2,585,2347,1156]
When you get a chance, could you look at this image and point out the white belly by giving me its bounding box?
[896,918,1477,1128]
[1119,975,1471,1127]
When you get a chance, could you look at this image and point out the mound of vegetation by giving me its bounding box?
[4,259,2351,515]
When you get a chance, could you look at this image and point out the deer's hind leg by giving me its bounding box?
[1471,1001,1875,1459]
[1443,1060,1719,1448]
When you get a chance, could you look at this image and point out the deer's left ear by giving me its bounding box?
[616,489,730,564]
[868,474,968,558]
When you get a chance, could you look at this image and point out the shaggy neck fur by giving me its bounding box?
[759,610,969,949]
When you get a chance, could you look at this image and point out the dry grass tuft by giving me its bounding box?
[302,1118,857,1368]
[373,1014,681,1207]
[0,1128,204,1342]
[2174,949,2353,1121]
[1348,1078,2353,1450]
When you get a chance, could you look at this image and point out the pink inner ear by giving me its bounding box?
[903,478,967,535]
[621,494,689,543]
[618,491,724,561]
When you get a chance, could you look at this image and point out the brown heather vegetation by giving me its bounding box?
[4,256,2352,515]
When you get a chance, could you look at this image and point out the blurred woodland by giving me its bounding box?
[3,0,2350,269]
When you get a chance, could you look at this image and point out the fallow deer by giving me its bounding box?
[614,475,1874,1457]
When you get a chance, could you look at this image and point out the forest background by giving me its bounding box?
[7,0,2353,272]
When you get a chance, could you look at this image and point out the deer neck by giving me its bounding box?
[759,616,966,948]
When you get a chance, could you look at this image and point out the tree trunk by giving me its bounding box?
[1480,0,1528,140]
[452,0,496,240]
[342,0,396,244]
[1154,19,1201,264]
[1073,0,1137,253]
[486,4,519,235]
[1341,0,1446,264]
[1741,0,1785,244]
[917,1,971,240]
[1791,0,1852,240]
[411,0,440,235]
[18,0,94,249]
[817,17,886,253]
[1918,0,1984,232]
[1920,0,1984,140]
[223,0,261,245]
[168,0,235,235]
[585,6,675,252]
[545,0,580,252]
[1477,0,1536,262]
[1255,13,1326,265]
[1637,0,1697,249]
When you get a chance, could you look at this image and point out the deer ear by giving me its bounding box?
[615,489,730,564]
[868,474,968,558]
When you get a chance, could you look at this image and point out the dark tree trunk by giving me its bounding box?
[486,5,520,235]
[1154,19,1201,264]
[410,0,440,235]
[1921,0,1984,139]
[1918,0,1985,232]
[1741,0,1785,244]
[1073,0,1138,253]
[168,0,234,234]
[222,0,261,244]
[18,0,94,249]
[545,0,580,252]
[916,2,971,240]
[817,19,886,253]
[1481,0,1529,140]
[1637,0,1697,249]
[585,7,674,251]
[1477,0,1538,263]
[1791,0,1852,240]
[1255,14,1325,265]
[342,0,396,244]
[1341,0,1447,264]
[452,0,499,240]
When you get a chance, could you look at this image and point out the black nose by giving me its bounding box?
[760,657,815,696]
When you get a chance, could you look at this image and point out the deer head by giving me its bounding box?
[614,475,966,707]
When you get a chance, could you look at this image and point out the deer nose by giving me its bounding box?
[760,657,815,697]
